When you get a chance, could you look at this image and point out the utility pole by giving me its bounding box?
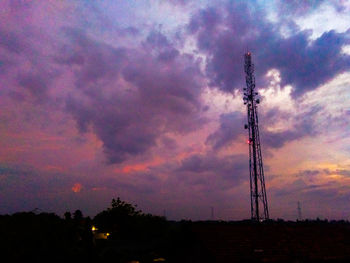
[243,52,269,221]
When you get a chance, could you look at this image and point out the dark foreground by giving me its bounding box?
[191,220,350,262]
[2,212,350,262]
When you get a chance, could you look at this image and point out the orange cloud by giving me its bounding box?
[122,163,149,173]
[72,183,82,193]
[92,187,107,191]
[117,157,164,174]
[44,165,64,172]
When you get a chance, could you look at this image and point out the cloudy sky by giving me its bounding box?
[1,0,350,220]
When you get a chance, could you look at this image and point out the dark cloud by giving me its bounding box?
[206,112,244,150]
[0,23,58,103]
[302,187,341,202]
[0,17,206,164]
[0,29,27,54]
[0,164,71,193]
[271,177,331,198]
[188,1,350,97]
[86,172,161,196]
[17,73,49,101]
[261,106,321,149]
[177,153,247,185]
[206,104,321,152]
[276,0,348,16]
[58,27,128,85]
[58,29,205,163]
[265,30,350,97]
[296,169,321,177]
[160,136,178,150]
[0,29,27,77]
[0,164,74,215]
[188,7,222,35]
[276,0,326,17]
[270,168,350,202]
[0,162,163,214]
[168,0,192,6]
[334,169,350,177]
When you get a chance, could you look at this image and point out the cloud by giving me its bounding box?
[17,73,50,101]
[188,1,350,97]
[0,29,27,54]
[206,103,321,151]
[334,169,350,177]
[206,112,244,150]
[0,164,71,192]
[270,167,350,200]
[296,169,321,178]
[0,163,77,213]
[58,28,205,163]
[177,152,248,186]
[168,0,192,6]
[276,0,349,17]
[257,103,321,149]
[266,30,350,97]
[276,0,327,17]
[271,178,321,197]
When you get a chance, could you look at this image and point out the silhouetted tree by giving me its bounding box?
[0,212,93,261]
[93,198,141,233]
[93,198,167,241]
[64,211,72,220]
[110,197,142,216]
[73,209,83,221]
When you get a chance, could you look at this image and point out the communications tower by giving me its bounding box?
[243,52,269,221]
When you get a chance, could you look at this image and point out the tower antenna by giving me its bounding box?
[243,52,269,221]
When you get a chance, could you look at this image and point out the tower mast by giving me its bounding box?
[243,52,269,221]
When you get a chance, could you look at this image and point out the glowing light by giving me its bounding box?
[106,233,110,236]
[153,258,166,262]
[71,183,82,193]
[92,226,97,231]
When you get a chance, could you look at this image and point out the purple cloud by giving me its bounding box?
[260,106,321,148]
[206,112,244,150]
[276,0,326,16]
[177,153,247,186]
[276,0,349,16]
[188,2,350,97]
[0,29,27,54]
[58,29,205,163]
[17,73,49,101]
[207,104,322,152]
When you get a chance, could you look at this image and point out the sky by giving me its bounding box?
[1,0,350,221]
